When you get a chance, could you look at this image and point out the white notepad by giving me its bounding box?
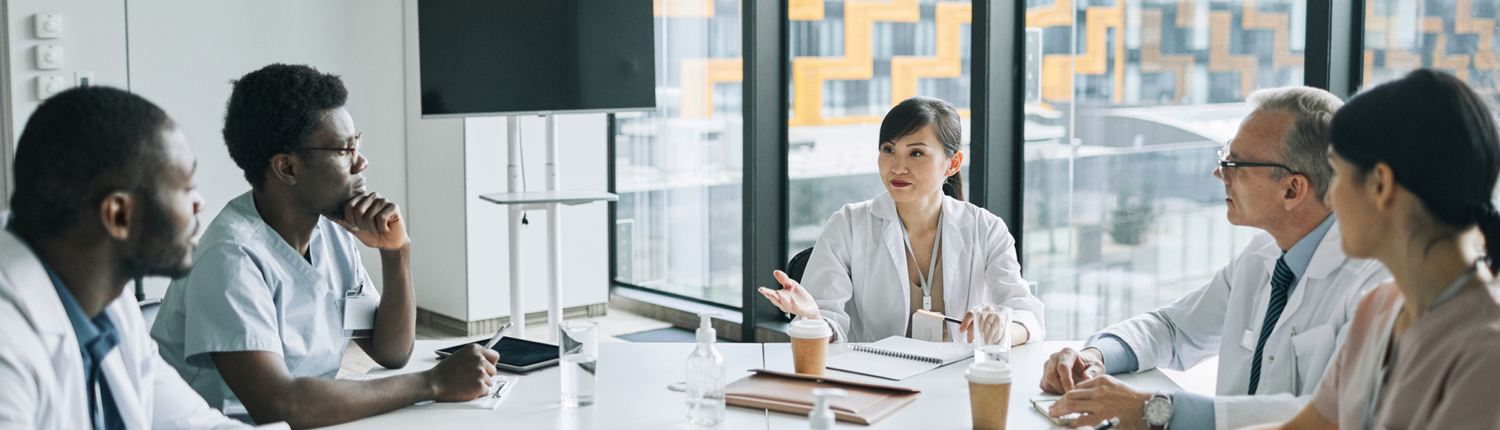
[343,373,518,410]
[825,336,975,380]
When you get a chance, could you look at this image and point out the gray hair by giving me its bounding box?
[1246,86,1344,201]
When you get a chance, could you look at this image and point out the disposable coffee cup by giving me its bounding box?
[788,317,833,375]
[966,361,1013,430]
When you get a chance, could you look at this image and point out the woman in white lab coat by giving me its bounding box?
[759,96,1044,344]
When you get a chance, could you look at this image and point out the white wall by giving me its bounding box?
[463,115,610,321]
[401,0,469,319]
[124,0,407,298]
[401,0,611,321]
[6,0,129,140]
[4,0,611,320]
[1,0,12,208]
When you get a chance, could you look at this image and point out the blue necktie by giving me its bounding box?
[1248,256,1294,395]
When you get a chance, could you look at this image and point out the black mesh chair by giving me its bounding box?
[786,247,815,283]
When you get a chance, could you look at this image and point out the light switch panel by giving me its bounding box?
[36,45,63,70]
[34,14,62,39]
[37,76,68,100]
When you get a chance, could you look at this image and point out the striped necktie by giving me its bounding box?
[1247,256,1294,395]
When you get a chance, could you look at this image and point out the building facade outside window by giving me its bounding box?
[1022,0,1302,339]
[614,0,745,306]
[1361,0,1500,106]
[785,0,973,259]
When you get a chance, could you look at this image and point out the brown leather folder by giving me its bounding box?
[724,369,921,425]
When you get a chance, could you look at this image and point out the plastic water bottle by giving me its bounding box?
[685,312,726,426]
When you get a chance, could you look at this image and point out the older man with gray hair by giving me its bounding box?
[1036,87,1391,430]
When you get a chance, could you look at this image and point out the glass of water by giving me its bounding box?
[559,320,599,407]
[970,305,1013,364]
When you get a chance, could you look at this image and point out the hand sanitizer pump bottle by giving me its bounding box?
[686,312,726,425]
[808,388,847,429]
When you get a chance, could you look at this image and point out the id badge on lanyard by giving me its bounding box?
[901,212,942,341]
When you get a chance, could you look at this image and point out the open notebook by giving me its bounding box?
[826,336,975,380]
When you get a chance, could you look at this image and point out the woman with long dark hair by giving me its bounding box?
[1245,69,1500,429]
[757,96,1044,344]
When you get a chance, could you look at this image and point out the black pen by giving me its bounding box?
[1092,417,1120,430]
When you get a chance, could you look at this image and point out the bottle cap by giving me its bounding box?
[697,312,719,344]
[809,388,846,430]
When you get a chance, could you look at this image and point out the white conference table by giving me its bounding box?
[327,340,1185,430]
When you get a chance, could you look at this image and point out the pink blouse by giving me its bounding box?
[1310,279,1500,429]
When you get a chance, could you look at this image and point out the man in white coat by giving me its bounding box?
[1041,87,1390,430]
[0,87,274,429]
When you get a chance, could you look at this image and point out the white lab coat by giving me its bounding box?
[1093,220,1388,430]
[0,230,261,430]
[801,192,1045,343]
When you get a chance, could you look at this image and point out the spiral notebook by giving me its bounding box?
[825,336,976,380]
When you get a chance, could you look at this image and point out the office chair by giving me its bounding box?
[786,247,814,283]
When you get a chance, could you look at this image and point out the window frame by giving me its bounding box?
[607,0,1366,341]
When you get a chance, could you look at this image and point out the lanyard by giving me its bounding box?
[1358,263,1477,430]
[899,212,942,311]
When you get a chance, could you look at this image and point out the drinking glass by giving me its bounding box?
[970,305,1013,364]
[559,320,599,407]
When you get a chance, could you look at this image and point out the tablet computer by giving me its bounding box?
[435,337,559,373]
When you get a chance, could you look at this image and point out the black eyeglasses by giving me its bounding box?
[301,132,362,158]
[1218,139,1298,174]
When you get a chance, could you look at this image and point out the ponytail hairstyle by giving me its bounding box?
[1329,69,1500,274]
[879,96,965,201]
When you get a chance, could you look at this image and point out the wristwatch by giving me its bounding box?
[1142,392,1172,430]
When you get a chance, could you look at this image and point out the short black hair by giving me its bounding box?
[10,86,173,240]
[222,63,348,187]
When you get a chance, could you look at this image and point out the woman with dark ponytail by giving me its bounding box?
[756,96,1044,345]
[1247,69,1500,430]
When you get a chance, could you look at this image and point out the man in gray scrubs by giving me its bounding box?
[152,64,498,428]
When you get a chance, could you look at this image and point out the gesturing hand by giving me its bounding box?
[334,192,410,251]
[756,270,822,320]
[1040,347,1106,394]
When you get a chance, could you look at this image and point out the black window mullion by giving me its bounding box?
[970,0,1027,256]
[742,0,790,342]
[1306,0,1363,98]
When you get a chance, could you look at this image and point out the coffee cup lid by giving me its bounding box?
[966,361,1012,384]
[788,318,833,339]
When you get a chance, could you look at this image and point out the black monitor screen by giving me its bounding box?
[418,0,656,117]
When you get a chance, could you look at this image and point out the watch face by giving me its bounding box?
[1144,397,1172,424]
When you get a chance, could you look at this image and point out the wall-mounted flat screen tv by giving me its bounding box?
[418,0,656,117]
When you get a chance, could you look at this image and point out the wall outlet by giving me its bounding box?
[34,13,62,39]
[35,45,63,70]
[37,76,69,100]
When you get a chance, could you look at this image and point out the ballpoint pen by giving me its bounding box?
[1092,417,1120,430]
